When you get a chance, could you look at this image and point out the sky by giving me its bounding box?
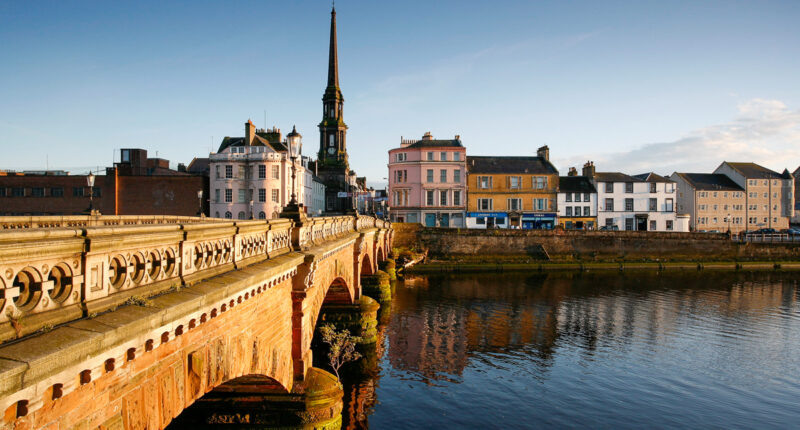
[1,0,799,187]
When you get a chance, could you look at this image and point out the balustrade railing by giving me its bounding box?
[0,214,390,343]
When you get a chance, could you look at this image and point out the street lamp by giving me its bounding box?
[86,172,95,215]
[726,213,731,234]
[286,125,302,206]
[249,199,254,220]
[196,190,204,217]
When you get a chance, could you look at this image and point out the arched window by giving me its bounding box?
[272,211,279,219]
[258,211,266,219]
[238,211,246,220]
[224,211,232,219]
[214,211,220,218]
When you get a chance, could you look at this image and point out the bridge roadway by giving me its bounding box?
[0,214,392,429]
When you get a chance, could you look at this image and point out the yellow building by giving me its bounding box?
[466,146,559,229]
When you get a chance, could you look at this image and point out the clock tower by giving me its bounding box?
[317,5,352,212]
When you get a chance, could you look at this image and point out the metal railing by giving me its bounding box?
[735,233,800,243]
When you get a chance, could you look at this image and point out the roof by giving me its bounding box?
[724,162,790,179]
[594,172,640,182]
[217,134,286,153]
[187,157,210,175]
[559,176,597,193]
[632,172,673,183]
[672,173,744,191]
[466,156,558,175]
[404,139,463,149]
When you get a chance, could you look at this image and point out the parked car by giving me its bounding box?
[599,225,619,231]
[787,228,800,236]
[752,228,778,234]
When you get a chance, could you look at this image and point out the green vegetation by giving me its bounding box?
[318,323,361,382]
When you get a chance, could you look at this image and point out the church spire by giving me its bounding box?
[327,5,339,90]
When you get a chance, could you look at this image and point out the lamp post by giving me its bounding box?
[286,126,301,207]
[249,199,254,220]
[726,213,731,235]
[86,172,95,215]
[196,190,204,217]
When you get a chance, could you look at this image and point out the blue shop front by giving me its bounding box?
[521,213,556,230]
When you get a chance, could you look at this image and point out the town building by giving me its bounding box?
[669,173,747,233]
[557,173,597,229]
[792,166,800,224]
[466,146,559,229]
[0,148,206,216]
[712,162,794,230]
[209,121,307,220]
[387,132,467,227]
[585,162,683,231]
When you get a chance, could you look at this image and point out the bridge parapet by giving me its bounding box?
[0,215,389,344]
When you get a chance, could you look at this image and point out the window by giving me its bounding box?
[650,183,657,193]
[509,176,521,189]
[396,153,407,162]
[584,193,590,202]
[440,152,447,161]
[605,198,614,211]
[225,165,233,179]
[625,218,634,231]
[426,190,434,206]
[225,189,232,202]
[272,165,280,179]
[584,206,590,216]
[224,211,232,219]
[479,176,492,189]
[258,211,266,219]
[665,198,674,212]
[605,218,614,227]
[534,177,547,189]
[427,169,434,183]
[427,152,434,161]
[453,191,461,206]
[566,207,573,216]
[605,182,613,193]
[534,198,548,211]
[649,198,657,211]
[649,220,656,231]
[92,187,101,198]
[258,165,266,179]
[454,169,461,183]
[440,169,447,183]
[440,190,447,206]
[258,188,266,203]
[31,187,44,197]
[573,193,580,202]
[72,187,83,197]
[625,198,633,211]
[508,198,522,211]
[454,152,461,161]
[666,220,673,231]
[625,182,633,193]
[238,211,246,220]
[51,187,63,197]
[566,193,572,202]
[237,189,246,203]
[478,198,493,210]
[215,189,220,203]
[272,189,279,203]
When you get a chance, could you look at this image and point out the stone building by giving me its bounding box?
[466,146,559,229]
[584,162,684,231]
[712,162,794,230]
[557,174,597,230]
[0,148,206,216]
[669,173,746,233]
[793,166,800,224]
[209,121,309,220]
[387,132,467,227]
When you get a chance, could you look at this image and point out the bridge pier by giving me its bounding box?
[316,295,380,346]
[360,270,392,304]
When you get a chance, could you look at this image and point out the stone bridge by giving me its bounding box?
[0,214,392,429]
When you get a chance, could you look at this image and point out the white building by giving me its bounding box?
[209,120,310,220]
[557,173,597,229]
[584,162,683,231]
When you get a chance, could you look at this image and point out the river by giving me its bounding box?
[334,271,800,429]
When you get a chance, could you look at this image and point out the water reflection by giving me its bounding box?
[339,271,800,429]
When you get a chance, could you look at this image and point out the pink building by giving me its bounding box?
[387,132,466,227]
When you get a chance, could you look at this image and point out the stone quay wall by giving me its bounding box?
[400,226,800,262]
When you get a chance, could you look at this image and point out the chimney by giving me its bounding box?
[537,145,549,161]
[568,167,577,176]
[455,134,460,141]
[245,119,256,146]
[422,131,433,140]
[582,161,595,178]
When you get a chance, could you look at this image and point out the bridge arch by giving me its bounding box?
[360,252,374,276]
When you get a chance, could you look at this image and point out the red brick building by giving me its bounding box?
[0,149,208,216]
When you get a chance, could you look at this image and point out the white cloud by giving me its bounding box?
[556,98,800,175]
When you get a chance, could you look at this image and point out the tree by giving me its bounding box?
[318,323,361,381]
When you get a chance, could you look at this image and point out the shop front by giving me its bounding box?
[558,217,597,230]
[522,213,557,230]
[466,212,508,229]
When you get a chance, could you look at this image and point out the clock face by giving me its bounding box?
[328,147,335,155]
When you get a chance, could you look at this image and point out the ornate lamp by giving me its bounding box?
[87,172,95,214]
[286,126,302,206]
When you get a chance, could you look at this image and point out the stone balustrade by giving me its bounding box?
[0,214,389,343]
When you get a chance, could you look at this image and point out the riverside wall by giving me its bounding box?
[392,224,800,262]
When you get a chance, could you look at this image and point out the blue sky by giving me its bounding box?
[2,0,799,186]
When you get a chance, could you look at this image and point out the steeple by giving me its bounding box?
[327,6,339,91]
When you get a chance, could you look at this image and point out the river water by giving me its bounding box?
[336,271,800,429]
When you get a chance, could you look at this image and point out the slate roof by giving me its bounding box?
[632,172,674,183]
[725,162,790,179]
[187,157,210,175]
[466,156,558,175]
[217,135,286,153]
[405,139,463,149]
[594,172,640,183]
[559,176,597,193]
[672,173,744,191]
